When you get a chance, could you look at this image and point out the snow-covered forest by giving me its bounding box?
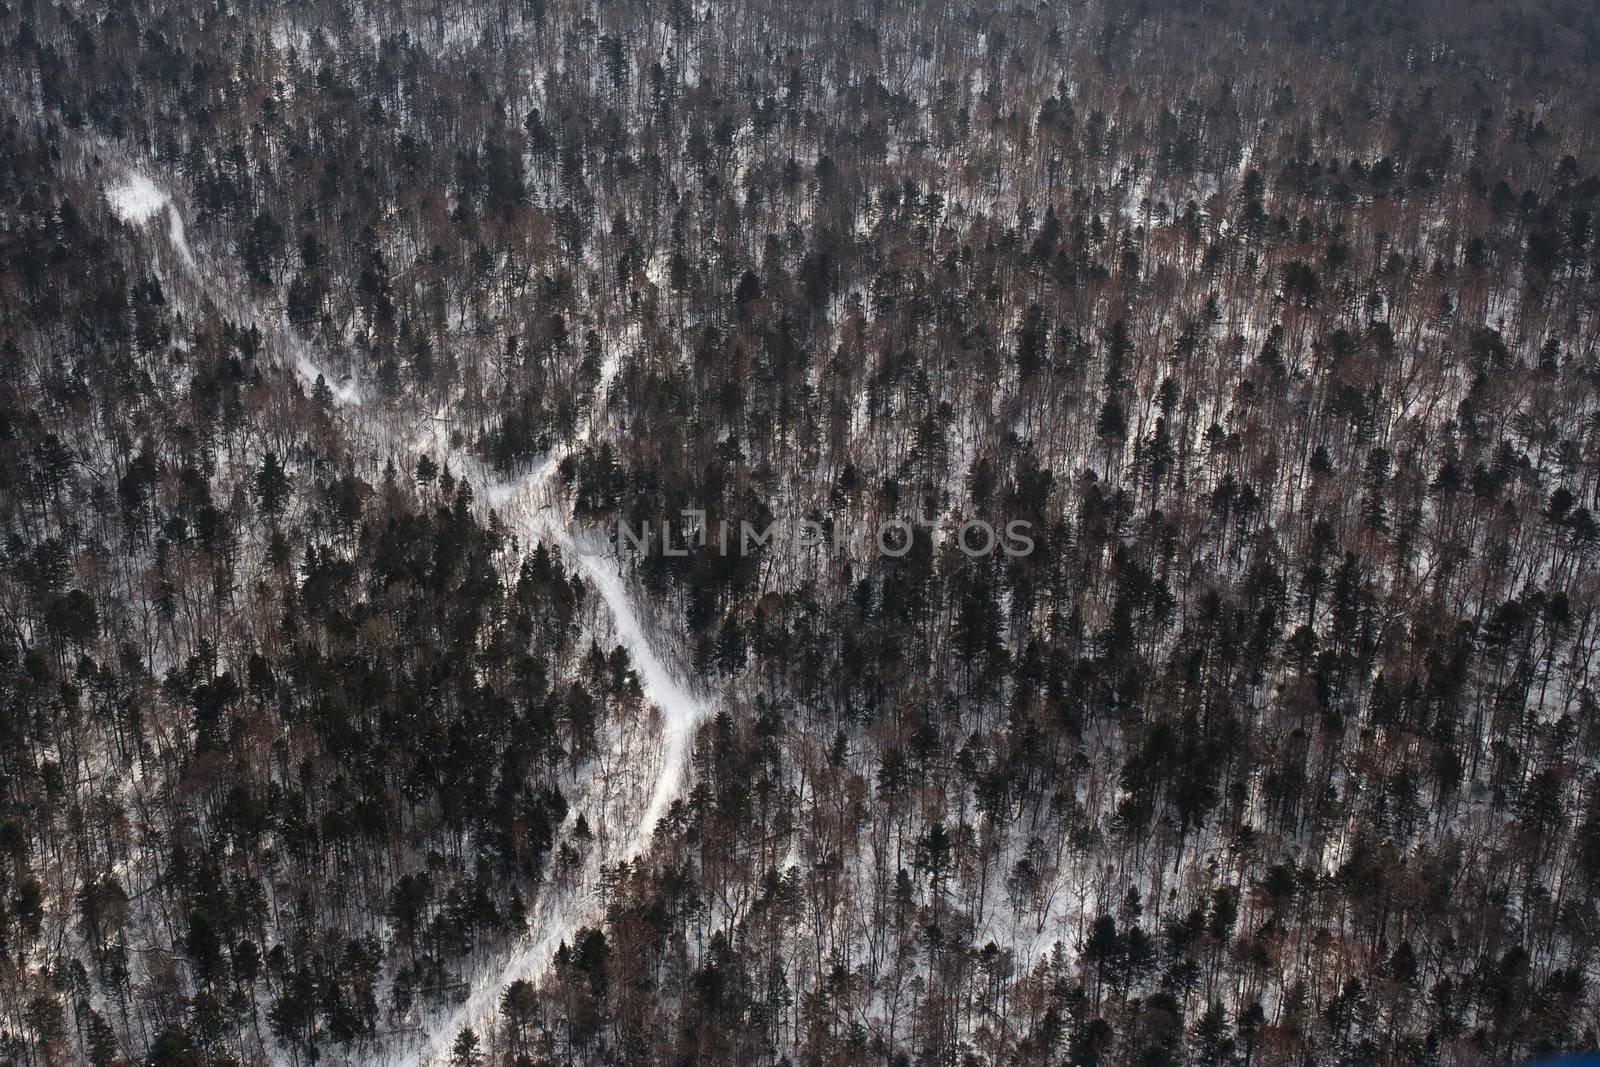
[2,0,1600,1064]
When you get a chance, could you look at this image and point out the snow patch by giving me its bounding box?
[106,170,197,271]
[295,357,363,406]
[106,173,168,224]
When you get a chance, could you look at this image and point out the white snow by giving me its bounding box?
[165,200,198,272]
[296,356,363,406]
[105,173,167,224]
[105,170,197,272]
[579,554,703,853]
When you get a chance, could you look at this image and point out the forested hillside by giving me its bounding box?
[2,0,1600,1064]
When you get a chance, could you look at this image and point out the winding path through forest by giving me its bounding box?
[400,443,712,1066]
[108,162,712,1066]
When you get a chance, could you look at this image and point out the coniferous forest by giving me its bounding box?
[2,0,1600,1063]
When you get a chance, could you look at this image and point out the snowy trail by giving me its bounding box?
[331,369,707,1067]
[391,345,708,1060]
[108,160,713,1066]
[390,445,711,1066]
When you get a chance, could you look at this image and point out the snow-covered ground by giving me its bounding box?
[105,173,167,223]
[105,170,198,271]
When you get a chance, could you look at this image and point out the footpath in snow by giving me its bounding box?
[107,162,714,1066]
[393,443,711,1066]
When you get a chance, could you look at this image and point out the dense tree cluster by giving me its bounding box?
[1,0,1600,1064]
